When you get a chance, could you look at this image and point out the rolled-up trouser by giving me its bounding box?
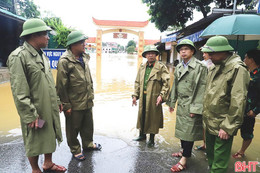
[205,130,233,173]
[65,108,94,154]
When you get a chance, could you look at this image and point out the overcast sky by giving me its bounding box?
[34,0,170,44]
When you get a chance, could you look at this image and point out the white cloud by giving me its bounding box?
[35,0,162,43]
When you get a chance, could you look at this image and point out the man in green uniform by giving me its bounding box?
[56,31,101,161]
[132,45,170,147]
[201,36,250,173]
[7,18,66,173]
[232,49,260,159]
[166,39,208,172]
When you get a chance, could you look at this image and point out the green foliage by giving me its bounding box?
[43,17,73,48]
[126,45,136,54]
[142,0,259,32]
[18,0,40,18]
[126,40,136,48]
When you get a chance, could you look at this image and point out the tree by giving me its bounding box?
[43,17,73,48]
[126,40,136,48]
[18,0,40,18]
[142,0,259,32]
[126,45,136,54]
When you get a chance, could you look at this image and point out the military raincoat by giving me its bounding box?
[167,57,207,141]
[7,42,62,157]
[203,54,250,136]
[133,61,170,134]
[56,50,94,111]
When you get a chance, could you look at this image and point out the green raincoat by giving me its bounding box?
[133,61,170,134]
[56,50,94,111]
[167,57,208,141]
[203,54,250,136]
[7,42,62,157]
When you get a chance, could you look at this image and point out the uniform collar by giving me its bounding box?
[251,67,260,75]
[146,61,155,67]
[181,57,196,69]
[24,41,43,57]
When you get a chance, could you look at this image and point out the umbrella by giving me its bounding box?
[200,14,260,57]
[200,14,260,40]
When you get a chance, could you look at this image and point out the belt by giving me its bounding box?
[143,91,147,94]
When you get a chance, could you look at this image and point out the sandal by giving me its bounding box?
[170,162,186,172]
[171,151,183,157]
[232,152,245,159]
[73,153,86,161]
[43,163,67,172]
[195,145,206,151]
[84,143,102,151]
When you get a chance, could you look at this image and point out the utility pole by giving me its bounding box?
[233,0,237,14]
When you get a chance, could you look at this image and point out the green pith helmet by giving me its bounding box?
[142,45,159,58]
[201,36,234,52]
[66,31,88,47]
[20,18,51,37]
[176,39,196,54]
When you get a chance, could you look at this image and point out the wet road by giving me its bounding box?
[0,53,260,172]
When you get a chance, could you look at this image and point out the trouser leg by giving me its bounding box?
[180,140,194,157]
[81,108,94,149]
[206,130,233,173]
[205,130,215,168]
[66,110,83,155]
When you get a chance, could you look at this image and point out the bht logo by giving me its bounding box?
[235,161,258,172]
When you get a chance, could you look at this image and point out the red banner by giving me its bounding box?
[113,33,127,39]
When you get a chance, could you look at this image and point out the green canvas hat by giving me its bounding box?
[66,31,88,47]
[20,18,51,37]
[201,36,234,52]
[176,39,196,54]
[142,45,159,58]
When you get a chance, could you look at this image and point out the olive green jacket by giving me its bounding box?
[132,61,170,134]
[7,42,62,157]
[203,54,250,136]
[166,57,207,141]
[56,50,94,111]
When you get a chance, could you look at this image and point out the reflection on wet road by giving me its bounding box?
[0,53,259,172]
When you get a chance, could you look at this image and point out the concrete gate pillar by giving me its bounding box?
[138,31,144,61]
[96,29,103,59]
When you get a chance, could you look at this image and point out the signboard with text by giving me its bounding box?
[43,49,66,69]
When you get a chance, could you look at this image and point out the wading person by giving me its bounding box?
[201,36,250,173]
[132,45,170,147]
[56,31,101,161]
[7,18,66,173]
[166,39,207,172]
[232,49,260,159]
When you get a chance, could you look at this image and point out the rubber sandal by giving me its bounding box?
[232,152,245,159]
[170,162,186,172]
[43,163,67,172]
[195,145,206,151]
[171,151,183,157]
[84,143,102,151]
[73,154,86,161]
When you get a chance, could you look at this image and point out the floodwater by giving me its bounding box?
[0,53,260,171]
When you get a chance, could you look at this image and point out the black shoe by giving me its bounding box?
[147,140,155,147]
[134,135,146,141]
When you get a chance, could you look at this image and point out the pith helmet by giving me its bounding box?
[176,39,196,54]
[20,18,51,37]
[142,45,159,58]
[66,31,88,47]
[201,36,234,52]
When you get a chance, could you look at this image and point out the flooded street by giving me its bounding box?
[0,53,260,172]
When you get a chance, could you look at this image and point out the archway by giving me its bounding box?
[92,17,148,60]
